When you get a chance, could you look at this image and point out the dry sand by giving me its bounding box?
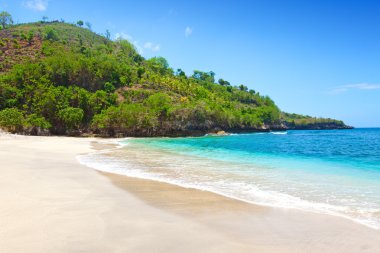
[1,134,379,253]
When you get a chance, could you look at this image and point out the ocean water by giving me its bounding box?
[78,128,380,229]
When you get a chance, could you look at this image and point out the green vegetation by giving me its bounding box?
[281,113,348,130]
[0,17,351,136]
[0,108,23,132]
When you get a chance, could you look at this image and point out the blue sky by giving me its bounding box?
[2,0,380,127]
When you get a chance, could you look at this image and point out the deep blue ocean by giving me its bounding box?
[79,128,380,229]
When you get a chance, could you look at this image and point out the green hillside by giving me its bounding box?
[0,20,351,136]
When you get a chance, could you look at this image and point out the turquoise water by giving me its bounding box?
[79,128,380,229]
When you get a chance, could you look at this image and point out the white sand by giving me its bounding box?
[1,134,379,253]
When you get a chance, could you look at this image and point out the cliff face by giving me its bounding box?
[0,22,352,137]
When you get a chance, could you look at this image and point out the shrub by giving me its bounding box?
[20,32,27,40]
[0,108,24,132]
[27,31,34,45]
[25,114,51,129]
[103,82,115,93]
[44,27,59,41]
[92,103,158,135]
[58,107,83,130]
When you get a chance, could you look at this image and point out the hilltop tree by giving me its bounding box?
[192,70,215,83]
[239,84,248,91]
[105,29,111,40]
[209,71,216,83]
[42,16,48,23]
[175,68,186,77]
[77,20,84,27]
[146,57,171,75]
[0,11,13,29]
[218,78,231,86]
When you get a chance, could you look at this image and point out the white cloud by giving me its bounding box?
[144,42,160,52]
[345,83,380,90]
[329,83,380,94]
[114,33,160,54]
[185,26,193,37]
[23,0,48,11]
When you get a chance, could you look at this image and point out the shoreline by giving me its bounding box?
[1,135,380,252]
[81,136,380,231]
[0,124,354,140]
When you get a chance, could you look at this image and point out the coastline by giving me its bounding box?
[1,134,380,253]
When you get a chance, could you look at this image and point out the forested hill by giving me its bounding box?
[0,20,352,137]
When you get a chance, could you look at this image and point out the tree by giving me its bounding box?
[145,93,172,116]
[147,57,169,69]
[239,84,248,91]
[42,16,48,23]
[175,68,186,77]
[77,20,84,27]
[192,70,215,83]
[58,107,84,130]
[218,78,230,86]
[0,11,13,29]
[105,29,111,40]
[91,103,158,136]
[209,71,215,83]
[146,57,171,75]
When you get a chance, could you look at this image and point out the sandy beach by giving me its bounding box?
[1,134,380,253]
